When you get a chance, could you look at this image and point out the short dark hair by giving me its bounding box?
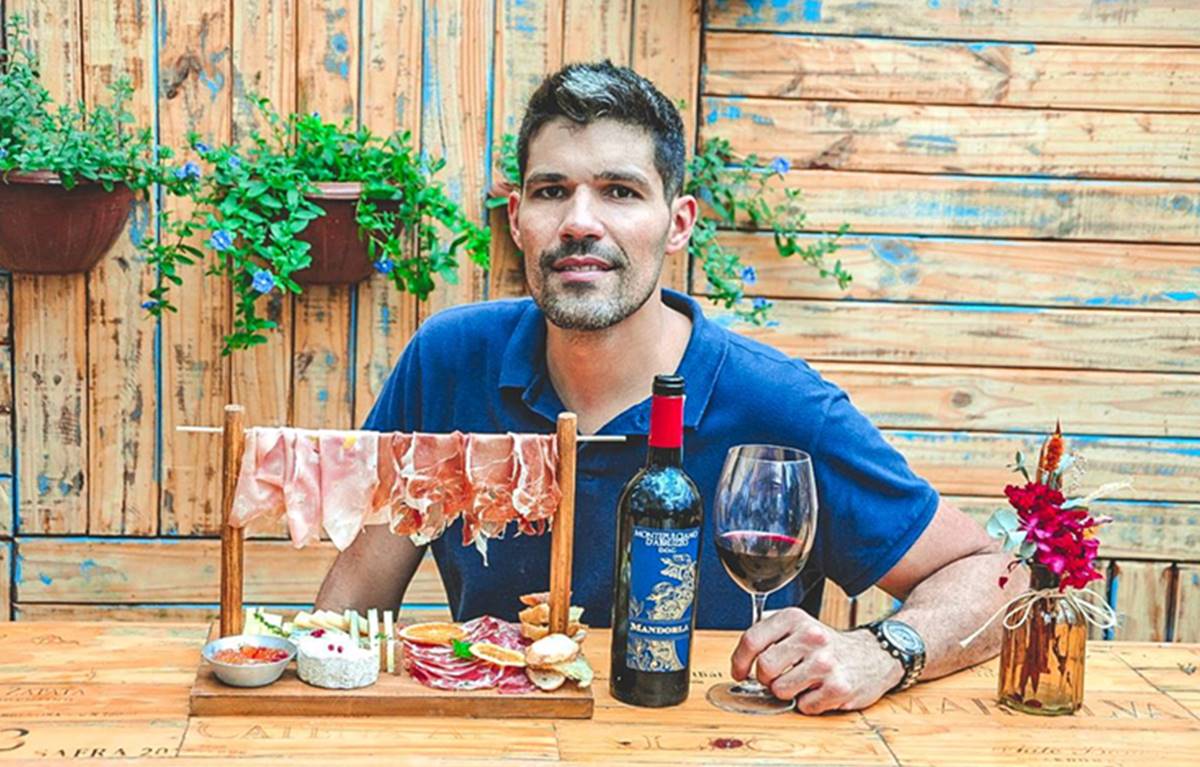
[517,61,686,200]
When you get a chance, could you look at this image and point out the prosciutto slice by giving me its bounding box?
[284,429,322,548]
[366,432,410,528]
[229,427,563,556]
[230,427,287,527]
[512,434,561,536]
[387,432,422,537]
[319,430,380,551]
[462,433,517,563]
[403,432,470,545]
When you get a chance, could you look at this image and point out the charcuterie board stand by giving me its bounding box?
[188,404,594,718]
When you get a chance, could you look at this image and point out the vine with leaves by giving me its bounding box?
[0,14,172,194]
[140,97,491,353]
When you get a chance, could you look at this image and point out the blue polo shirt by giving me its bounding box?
[362,289,939,630]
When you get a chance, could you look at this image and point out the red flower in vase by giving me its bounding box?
[988,423,1121,593]
[1002,480,1106,592]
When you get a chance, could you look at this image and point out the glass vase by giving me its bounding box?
[997,565,1087,715]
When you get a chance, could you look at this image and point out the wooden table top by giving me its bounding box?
[1,622,1197,765]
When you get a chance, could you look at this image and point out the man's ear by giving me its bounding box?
[506,191,523,252]
[665,194,699,255]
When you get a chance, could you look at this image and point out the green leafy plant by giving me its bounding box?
[451,638,475,660]
[486,132,849,323]
[685,137,850,323]
[0,13,169,193]
[141,96,491,353]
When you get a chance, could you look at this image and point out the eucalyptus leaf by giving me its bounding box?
[985,508,1020,539]
[1001,528,1027,553]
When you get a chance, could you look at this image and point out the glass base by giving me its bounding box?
[706,682,795,715]
[998,693,1081,716]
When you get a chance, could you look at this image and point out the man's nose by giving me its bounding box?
[559,188,605,243]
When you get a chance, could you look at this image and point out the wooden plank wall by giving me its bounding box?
[3,1,1198,645]
[0,1,699,624]
[704,0,1200,640]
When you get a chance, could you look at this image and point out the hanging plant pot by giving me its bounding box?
[294,181,401,286]
[0,170,134,274]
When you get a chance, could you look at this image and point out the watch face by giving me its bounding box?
[882,621,924,655]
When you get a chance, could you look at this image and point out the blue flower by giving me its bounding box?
[228,156,241,169]
[194,141,211,154]
[208,230,234,252]
[752,297,769,311]
[0,147,8,158]
[373,258,394,274]
[310,111,320,119]
[141,299,158,310]
[740,265,757,285]
[251,269,276,294]
[770,156,791,176]
[174,161,201,181]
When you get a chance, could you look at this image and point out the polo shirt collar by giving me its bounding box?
[498,288,727,433]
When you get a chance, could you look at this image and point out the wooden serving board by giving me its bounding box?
[189,626,594,719]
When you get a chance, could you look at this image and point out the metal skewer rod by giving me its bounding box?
[175,424,626,442]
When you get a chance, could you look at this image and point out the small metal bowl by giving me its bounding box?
[202,634,297,688]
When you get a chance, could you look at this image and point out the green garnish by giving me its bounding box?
[452,639,474,660]
[253,609,289,638]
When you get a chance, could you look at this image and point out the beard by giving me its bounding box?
[532,238,661,331]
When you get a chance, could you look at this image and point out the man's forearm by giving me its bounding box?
[888,549,1029,680]
[314,526,424,613]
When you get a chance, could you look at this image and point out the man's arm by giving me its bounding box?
[314,526,426,613]
[730,498,1028,714]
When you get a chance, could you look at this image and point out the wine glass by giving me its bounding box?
[707,444,818,715]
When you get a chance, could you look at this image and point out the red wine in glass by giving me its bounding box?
[706,444,817,715]
[716,531,808,594]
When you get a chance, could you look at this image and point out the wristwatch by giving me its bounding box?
[865,618,926,693]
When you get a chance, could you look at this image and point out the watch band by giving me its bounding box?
[866,619,926,693]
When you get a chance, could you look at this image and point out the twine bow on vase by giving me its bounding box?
[962,576,1117,716]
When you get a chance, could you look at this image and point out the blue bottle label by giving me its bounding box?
[625,525,700,672]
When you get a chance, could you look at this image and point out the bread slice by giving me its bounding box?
[526,667,566,691]
[525,633,580,668]
[520,621,586,642]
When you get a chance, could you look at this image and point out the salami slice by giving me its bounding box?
[402,616,535,692]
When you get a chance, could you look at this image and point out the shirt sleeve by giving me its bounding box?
[360,332,422,432]
[812,387,940,597]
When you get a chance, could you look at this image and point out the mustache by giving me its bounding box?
[538,239,627,271]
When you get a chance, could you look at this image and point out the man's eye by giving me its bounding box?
[609,186,638,199]
[532,186,565,199]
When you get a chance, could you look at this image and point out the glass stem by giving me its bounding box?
[738,592,770,695]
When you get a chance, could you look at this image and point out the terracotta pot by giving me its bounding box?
[293,181,402,285]
[0,170,134,274]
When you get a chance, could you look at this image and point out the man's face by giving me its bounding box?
[508,118,695,331]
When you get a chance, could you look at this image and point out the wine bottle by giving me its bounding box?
[609,374,704,707]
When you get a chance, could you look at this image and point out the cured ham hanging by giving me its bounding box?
[230,428,561,561]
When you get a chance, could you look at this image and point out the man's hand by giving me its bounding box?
[730,608,904,714]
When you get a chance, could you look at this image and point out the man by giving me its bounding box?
[317,61,1025,713]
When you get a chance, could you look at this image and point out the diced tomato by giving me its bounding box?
[214,645,289,665]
